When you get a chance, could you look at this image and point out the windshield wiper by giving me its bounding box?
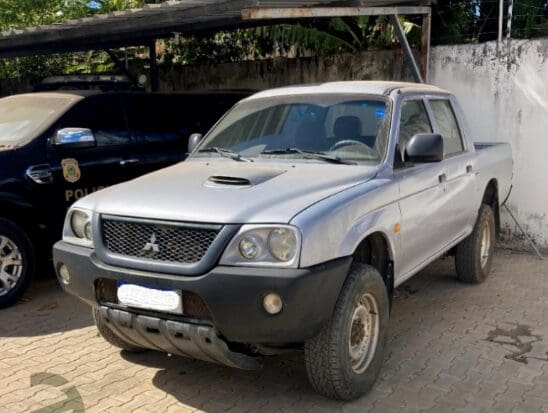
[198,147,253,162]
[261,148,356,165]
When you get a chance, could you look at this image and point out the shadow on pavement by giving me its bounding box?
[122,350,345,412]
[0,277,93,337]
[117,258,463,411]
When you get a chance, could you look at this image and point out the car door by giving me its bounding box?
[124,94,190,177]
[46,94,134,236]
[428,97,477,239]
[395,98,452,280]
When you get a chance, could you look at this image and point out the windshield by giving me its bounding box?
[193,94,390,164]
[0,94,77,148]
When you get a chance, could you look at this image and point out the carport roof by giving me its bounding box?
[0,0,430,58]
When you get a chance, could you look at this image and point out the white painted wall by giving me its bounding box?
[430,38,548,249]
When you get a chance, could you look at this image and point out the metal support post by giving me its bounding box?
[504,204,544,260]
[420,10,431,83]
[498,0,504,44]
[389,15,423,83]
[149,40,159,92]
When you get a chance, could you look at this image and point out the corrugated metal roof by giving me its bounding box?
[0,0,430,58]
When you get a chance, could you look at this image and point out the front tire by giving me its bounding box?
[304,264,389,400]
[455,204,495,284]
[0,218,35,309]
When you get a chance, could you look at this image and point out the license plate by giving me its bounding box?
[117,284,183,314]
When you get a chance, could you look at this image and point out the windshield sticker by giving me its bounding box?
[61,158,81,183]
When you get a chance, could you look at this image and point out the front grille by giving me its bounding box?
[101,218,220,264]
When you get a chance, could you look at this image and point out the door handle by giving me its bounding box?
[466,165,473,173]
[438,173,447,184]
[26,164,53,184]
[119,158,140,167]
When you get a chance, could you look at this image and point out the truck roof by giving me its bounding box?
[246,81,450,100]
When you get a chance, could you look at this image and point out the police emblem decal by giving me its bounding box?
[61,158,81,183]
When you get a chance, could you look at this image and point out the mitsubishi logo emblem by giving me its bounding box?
[142,233,160,256]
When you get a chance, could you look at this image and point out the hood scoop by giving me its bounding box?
[208,176,251,186]
[204,167,287,189]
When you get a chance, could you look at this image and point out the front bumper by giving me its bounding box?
[53,241,352,345]
[97,306,261,370]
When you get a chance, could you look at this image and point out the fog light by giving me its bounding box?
[263,293,283,315]
[58,264,70,285]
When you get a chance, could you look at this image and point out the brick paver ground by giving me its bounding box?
[0,250,546,413]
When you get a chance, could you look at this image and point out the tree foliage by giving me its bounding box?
[0,0,546,81]
[431,0,548,44]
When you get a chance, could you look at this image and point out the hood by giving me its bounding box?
[78,159,377,224]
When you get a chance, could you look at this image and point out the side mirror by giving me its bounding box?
[405,133,444,163]
[54,128,96,150]
[188,133,203,154]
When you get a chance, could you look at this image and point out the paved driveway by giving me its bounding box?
[0,251,546,413]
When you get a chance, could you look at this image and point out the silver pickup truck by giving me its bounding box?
[53,81,512,400]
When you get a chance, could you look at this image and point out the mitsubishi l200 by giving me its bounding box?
[53,82,512,400]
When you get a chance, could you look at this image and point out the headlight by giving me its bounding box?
[63,208,94,247]
[239,236,260,260]
[268,228,297,262]
[220,225,301,268]
[70,210,89,239]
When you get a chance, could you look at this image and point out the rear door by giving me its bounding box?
[124,92,247,176]
[124,94,187,177]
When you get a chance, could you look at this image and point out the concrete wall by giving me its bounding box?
[159,49,415,91]
[430,39,548,249]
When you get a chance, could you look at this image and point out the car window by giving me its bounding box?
[194,94,390,164]
[0,94,76,147]
[324,101,387,150]
[398,100,432,150]
[126,95,190,146]
[430,99,464,155]
[62,96,131,147]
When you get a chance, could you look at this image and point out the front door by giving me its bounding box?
[46,94,134,241]
[428,98,477,238]
[395,99,451,280]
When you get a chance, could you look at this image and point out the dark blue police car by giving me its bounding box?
[0,90,250,308]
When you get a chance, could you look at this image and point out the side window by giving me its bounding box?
[430,99,464,156]
[63,96,130,147]
[126,96,190,146]
[396,100,432,166]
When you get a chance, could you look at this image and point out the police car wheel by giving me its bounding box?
[0,218,35,309]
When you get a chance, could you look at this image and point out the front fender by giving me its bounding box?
[0,191,33,209]
[292,178,400,268]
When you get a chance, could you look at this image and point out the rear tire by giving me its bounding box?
[455,204,495,283]
[92,308,145,352]
[0,218,35,309]
[304,264,389,400]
